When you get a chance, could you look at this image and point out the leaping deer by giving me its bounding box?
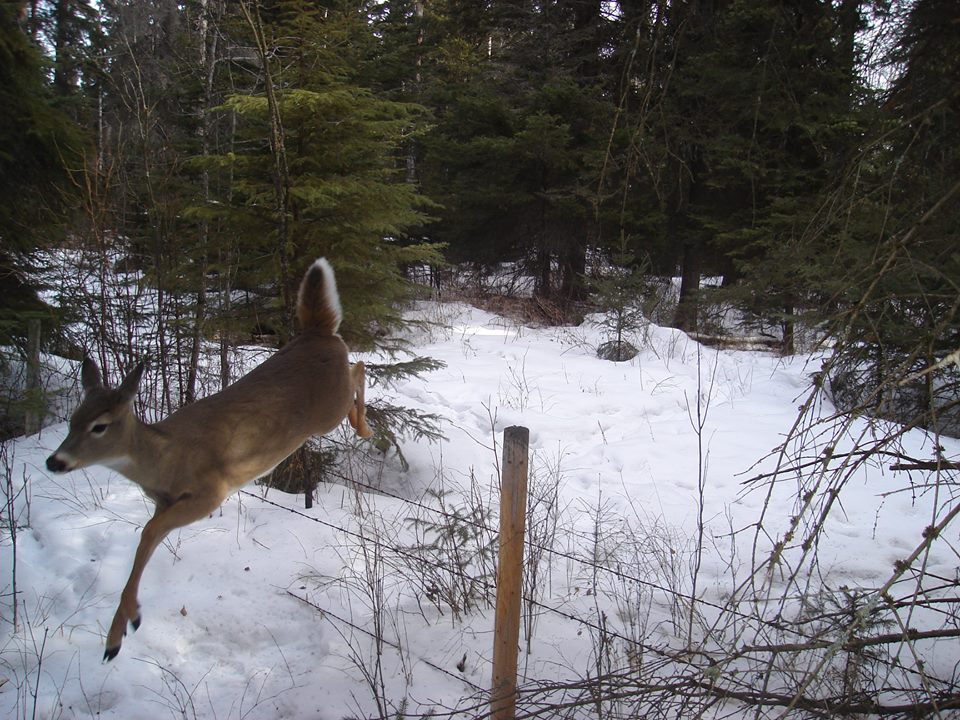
[45,258,373,660]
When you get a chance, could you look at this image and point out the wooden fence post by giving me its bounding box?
[491,425,530,720]
[24,319,42,435]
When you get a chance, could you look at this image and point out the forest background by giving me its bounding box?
[1,0,958,437]
[1,1,960,717]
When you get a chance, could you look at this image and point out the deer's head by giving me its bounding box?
[46,358,145,474]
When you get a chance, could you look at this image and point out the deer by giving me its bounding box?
[45,258,373,660]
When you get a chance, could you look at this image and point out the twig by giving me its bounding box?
[890,461,960,472]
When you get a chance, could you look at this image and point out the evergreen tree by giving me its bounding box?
[48,0,99,108]
[416,1,614,306]
[704,0,868,350]
[0,1,82,348]
[214,0,442,350]
[612,0,868,338]
[823,0,960,431]
[590,239,646,362]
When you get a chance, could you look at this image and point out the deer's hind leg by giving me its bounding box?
[105,488,225,661]
[348,361,373,439]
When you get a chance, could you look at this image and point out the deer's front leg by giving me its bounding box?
[105,489,224,661]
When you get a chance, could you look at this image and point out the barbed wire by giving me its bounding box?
[284,589,485,693]
[242,473,956,692]
[243,488,721,719]
[242,489,699,665]
[241,485,831,660]
[236,444,956,717]
[279,472,821,639]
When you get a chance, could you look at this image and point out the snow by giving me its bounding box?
[2,300,957,718]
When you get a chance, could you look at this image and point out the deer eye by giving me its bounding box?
[90,423,110,436]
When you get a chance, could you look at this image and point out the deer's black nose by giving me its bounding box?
[46,455,67,473]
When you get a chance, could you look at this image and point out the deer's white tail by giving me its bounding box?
[297,257,342,335]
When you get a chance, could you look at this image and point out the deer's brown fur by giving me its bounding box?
[46,258,372,660]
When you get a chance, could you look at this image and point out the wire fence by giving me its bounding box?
[247,470,845,641]
[236,442,952,720]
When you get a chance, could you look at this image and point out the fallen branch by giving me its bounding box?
[690,333,783,351]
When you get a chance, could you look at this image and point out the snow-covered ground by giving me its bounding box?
[2,300,957,718]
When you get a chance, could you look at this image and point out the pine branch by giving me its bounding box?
[366,357,446,390]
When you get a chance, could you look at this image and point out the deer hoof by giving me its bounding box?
[103,645,121,662]
[131,616,141,632]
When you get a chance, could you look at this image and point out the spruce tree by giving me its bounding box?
[202,1,448,496]
[416,1,613,307]
[213,0,441,350]
[704,0,867,351]
[823,0,960,430]
[614,0,867,339]
[0,2,82,349]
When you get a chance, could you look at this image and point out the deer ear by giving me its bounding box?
[117,361,145,404]
[81,357,104,393]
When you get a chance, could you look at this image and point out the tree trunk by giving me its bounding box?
[782,295,796,355]
[186,0,221,404]
[673,236,701,332]
[52,1,74,97]
[241,0,294,337]
[24,319,42,435]
[560,242,587,303]
[534,245,552,298]
[219,245,234,391]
